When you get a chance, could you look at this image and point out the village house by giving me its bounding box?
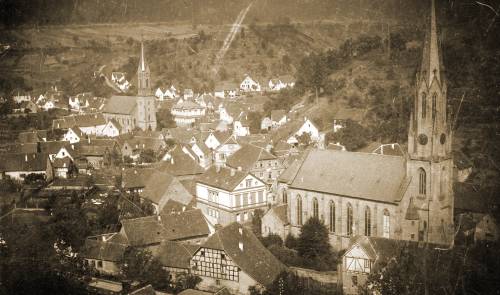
[81,235,127,276]
[156,241,199,280]
[260,117,272,131]
[233,112,250,137]
[190,223,286,294]
[291,118,321,143]
[214,82,239,99]
[62,126,85,144]
[52,114,108,136]
[17,130,48,143]
[239,75,261,92]
[171,99,206,127]
[226,143,283,186]
[270,110,287,128]
[331,107,364,133]
[102,43,157,132]
[140,170,195,214]
[196,166,268,226]
[0,153,50,180]
[268,75,295,91]
[218,105,233,124]
[121,167,157,194]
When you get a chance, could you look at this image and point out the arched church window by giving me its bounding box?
[329,201,335,233]
[312,198,319,219]
[347,203,353,236]
[383,209,390,238]
[421,92,427,118]
[419,168,426,195]
[364,207,371,236]
[282,189,287,204]
[432,93,437,119]
[297,195,303,226]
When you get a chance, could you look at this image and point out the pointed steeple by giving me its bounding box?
[419,0,444,87]
[137,40,151,96]
[138,41,149,73]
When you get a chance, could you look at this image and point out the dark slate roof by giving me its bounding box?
[226,144,276,171]
[120,216,170,247]
[103,96,138,115]
[81,238,127,262]
[405,200,420,220]
[289,150,407,203]
[160,209,210,241]
[122,167,156,189]
[202,222,286,286]
[18,130,47,143]
[141,171,175,204]
[196,166,250,191]
[40,141,70,154]
[0,153,48,172]
[156,240,198,269]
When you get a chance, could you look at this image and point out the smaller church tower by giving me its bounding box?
[136,42,157,131]
[404,0,454,246]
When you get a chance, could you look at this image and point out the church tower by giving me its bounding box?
[136,42,157,131]
[405,0,454,245]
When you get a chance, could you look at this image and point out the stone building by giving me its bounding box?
[102,42,157,132]
[275,0,454,250]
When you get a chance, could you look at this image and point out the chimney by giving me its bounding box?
[170,157,174,165]
[239,241,244,251]
[182,206,186,212]
[157,215,161,222]
[230,168,236,176]
[101,235,106,242]
[71,144,74,150]
[134,170,137,174]
[87,137,90,144]
[237,166,242,171]
[239,227,243,235]
[25,154,28,162]
[216,166,221,173]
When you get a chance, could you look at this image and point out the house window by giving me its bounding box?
[243,193,248,206]
[421,92,427,118]
[283,190,288,204]
[329,201,335,233]
[97,261,103,268]
[244,212,248,221]
[246,179,252,187]
[347,203,353,236]
[383,209,390,238]
[352,275,358,286]
[236,214,241,222]
[297,195,303,225]
[419,168,426,195]
[312,198,319,219]
[250,192,256,204]
[364,259,370,268]
[364,207,371,236]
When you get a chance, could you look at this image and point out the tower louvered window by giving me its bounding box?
[419,168,427,195]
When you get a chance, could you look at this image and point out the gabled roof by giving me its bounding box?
[103,96,138,115]
[156,241,197,269]
[267,204,288,224]
[173,99,204,110]
[271,110,286,122]
[120,216,169,247]
[0,153,48,172]
[129,285,155,295]
[202,222,286,286]
[122,167,157,189]
[155,146,204,177]
[52,113,106,129]
[226,144,276,171]
[196,166,252,191]
[141,171,175,204]
[289,150,407,203]
[160,209,210,240]
[18,130,47,143]
[81,238,127,262]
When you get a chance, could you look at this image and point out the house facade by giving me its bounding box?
[196,167,268,226]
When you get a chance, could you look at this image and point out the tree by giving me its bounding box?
[157,108,176,130]
[139,149,156,163]
[122,247,170,290]
[247,112,263,134]
[297,217,330,260]
[296,132,311,146]
[326,120,368,151]
[171,273,202,293]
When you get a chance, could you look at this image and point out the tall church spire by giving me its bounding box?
[137,41,151,96]
[419,0,444,87]
[408,0,451,161]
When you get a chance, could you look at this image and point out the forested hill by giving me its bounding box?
[1,0,435,28]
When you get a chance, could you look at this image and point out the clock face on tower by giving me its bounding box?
[418,134,428,145]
